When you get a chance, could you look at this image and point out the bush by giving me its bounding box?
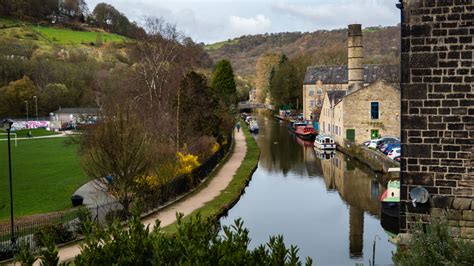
[0,245,15,261]
[74,213,312,265]
[33,223,75,246]
[393,218,474,265]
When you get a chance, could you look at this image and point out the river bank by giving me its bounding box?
[162,123,260,233]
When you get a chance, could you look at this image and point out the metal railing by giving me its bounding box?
[0,133,233,261]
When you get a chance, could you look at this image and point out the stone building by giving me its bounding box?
[302,24,399,121]
[319,79,401,145]
[399,0,473,236]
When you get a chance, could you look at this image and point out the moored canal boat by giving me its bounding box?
[314,134,336,150]
[380,180,400,218]
[249,120,259,134]
[294,124,316,141]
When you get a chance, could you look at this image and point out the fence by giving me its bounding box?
[141,134,233,214]
[0,134,233,261]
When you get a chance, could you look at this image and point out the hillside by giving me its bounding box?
[0,17,127,47]
[206,26,401,81]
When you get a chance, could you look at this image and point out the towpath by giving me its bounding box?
[48,128,246,264]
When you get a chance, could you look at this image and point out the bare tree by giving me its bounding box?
[80,102,154,216]
[130,17,185,110]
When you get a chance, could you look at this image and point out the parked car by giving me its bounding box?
[393,156,400,162]
[362,140,371,146]
[367,139,381,149]
[388,148,401,160]
[375,137,400,150]
[383,143,401,155]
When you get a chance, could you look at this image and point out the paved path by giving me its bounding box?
[0,131,78,141]
[51,128,247,264]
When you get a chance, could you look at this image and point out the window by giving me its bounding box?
[317,88,322,96]
[310,100,315,107]
[371,102,379,119]
[346,129,355,141]
[323,122,325,132]
[328,123,331,132]
[371,129,379,139]
[335,126,338,135]
[309,89,314,97]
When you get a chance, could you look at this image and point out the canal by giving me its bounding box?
[220,113,397,265]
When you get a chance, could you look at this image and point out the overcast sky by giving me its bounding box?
[85,0,400,44]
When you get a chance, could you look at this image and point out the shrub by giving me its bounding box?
[393,218,474,265]
[33,223,75,246]
[74,213,312,265]
[176,152,200,176]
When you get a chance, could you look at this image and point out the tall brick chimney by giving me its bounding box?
[347,24,364,86]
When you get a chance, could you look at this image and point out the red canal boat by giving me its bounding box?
[294,124,316,141]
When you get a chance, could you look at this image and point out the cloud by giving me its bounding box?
[229,14,272,36]
[271,0,398,28]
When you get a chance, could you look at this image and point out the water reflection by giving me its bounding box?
[220,112,395,264]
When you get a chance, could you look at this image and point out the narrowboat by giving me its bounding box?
[314,134,336,150]
[294,124,316,141]
[380,180,400,218]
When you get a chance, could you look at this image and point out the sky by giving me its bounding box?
[85,0,400,44]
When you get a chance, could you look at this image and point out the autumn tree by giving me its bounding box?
[0,76,37,117]
[210,59,237,106]
[80,103,155,216]
[255,53,279,103]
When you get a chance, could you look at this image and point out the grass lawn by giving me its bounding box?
[205,39,239,50]
[0,17,21,28]
[0,138,87,220]
[0,129,59,139]
[163,124,260,233]
[37,26,127,45]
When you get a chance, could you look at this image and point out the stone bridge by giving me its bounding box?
[237,102,272,110]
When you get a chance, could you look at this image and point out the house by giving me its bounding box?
[302,24,399,121]
[52,107,99,128]
[249,89,257,103]
[319,80,401,145]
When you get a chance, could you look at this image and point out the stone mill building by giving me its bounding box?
[304,24,401,144]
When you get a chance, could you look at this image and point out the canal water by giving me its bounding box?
[220,113,396,265]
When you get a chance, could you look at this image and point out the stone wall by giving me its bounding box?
[338,139,400,173]
[400,0,474,232]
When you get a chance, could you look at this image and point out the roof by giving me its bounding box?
[54,108,99,114]
[327,90,346,105]
[303,64,400,85]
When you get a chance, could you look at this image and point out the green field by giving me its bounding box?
[0,138,87,220]
[0,129,59,139]
[0,17,21,28]
[205,39,239,50]
[37,26,127,45]
[0,17,127,46]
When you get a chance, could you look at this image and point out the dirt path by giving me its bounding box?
[47,128,246,264]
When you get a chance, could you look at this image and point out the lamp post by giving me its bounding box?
[33,96,38,121]
[24,100,28,123]
[2,118,15,245]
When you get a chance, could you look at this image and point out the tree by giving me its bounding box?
[80,103,154,216]
[255,53,280,103]
[211,59,237,106]
[177,71,220,146]
[0,75,37,117]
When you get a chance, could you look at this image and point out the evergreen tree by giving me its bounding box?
[211,59,237,106]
